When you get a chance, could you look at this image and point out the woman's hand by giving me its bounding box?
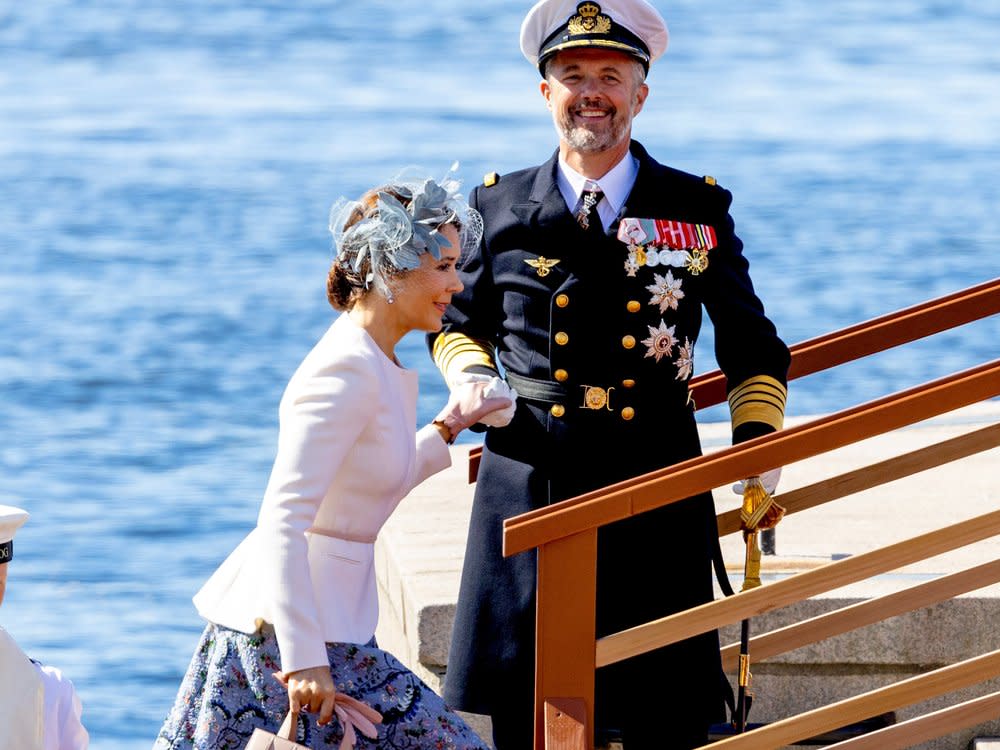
[275,666,338,726]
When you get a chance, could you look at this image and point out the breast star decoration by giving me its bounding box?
[641,319,678,363]
[675,338,695,380]
[646,270,684,313]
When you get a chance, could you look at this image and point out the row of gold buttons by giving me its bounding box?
[546,296,641,420]
[619,301,640,416]
[615,300,640,419]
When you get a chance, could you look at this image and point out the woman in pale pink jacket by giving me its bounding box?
[154,173,514,750]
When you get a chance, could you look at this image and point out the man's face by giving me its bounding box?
[540,48,648,154]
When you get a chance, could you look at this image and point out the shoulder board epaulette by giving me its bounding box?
[703,175,717,186]
[483,171,500,187]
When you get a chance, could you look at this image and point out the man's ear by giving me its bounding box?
[633,82,649,117]
[540,79,553,111]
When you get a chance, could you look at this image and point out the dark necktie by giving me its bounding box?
[576,186,604,233]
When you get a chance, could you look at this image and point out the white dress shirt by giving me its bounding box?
[195,313,452,674]
[556,151,639,232]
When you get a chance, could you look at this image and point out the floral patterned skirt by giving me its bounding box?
[153,623,489,750]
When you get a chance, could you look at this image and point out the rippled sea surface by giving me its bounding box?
[2,2,999,746]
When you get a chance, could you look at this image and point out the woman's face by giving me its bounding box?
[391,223,464,334]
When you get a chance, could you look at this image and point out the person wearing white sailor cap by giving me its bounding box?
[431,0,790,748]
[0,505,89,750]
[521,0,669,75]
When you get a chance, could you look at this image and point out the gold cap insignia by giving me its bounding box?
[568,2,611,36]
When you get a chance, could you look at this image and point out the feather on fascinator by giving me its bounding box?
[329,165,483,297]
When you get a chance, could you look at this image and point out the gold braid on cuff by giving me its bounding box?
[432,332,497,381]
[728,374,787,432]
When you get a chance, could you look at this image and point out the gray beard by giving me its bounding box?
[556,109,630,154]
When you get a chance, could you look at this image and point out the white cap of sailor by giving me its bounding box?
[0,505,29,565]
[520,0,669,75]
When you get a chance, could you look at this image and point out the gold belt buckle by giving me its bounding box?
[580,385,614,411]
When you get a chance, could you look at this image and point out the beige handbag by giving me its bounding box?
[245,711,309,750]
[245,696,382,750]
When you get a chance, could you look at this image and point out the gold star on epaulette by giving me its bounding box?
[484,172,500,187]
[704,175,717,186]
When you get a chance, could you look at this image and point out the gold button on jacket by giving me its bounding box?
[621,406,636,421]
[554,332,569,346]
[555,294,570,308]
[550,404,565,418]
[622,335,636,349]
[554,369,569,382]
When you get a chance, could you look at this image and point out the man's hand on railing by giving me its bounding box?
[733,470,785,532]
[732,467,782,496]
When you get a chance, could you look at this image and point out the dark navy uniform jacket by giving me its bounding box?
[432,140,790,730]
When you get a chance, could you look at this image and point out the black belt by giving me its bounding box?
[505,371,571,403]
[506,371,621,413]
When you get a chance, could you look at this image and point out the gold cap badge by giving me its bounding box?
[568,3,611,36]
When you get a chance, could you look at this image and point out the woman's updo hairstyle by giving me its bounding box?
[327,187,405,311]
[326,167,484,312]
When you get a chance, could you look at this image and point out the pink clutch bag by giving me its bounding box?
[245,697,382,750]
[245,711,308,750]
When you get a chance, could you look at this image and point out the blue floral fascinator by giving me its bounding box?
[329,164,483,296]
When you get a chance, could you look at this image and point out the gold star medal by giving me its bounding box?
[686,248,709,275]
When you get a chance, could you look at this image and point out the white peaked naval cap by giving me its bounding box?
[520,0,669,73]
[0,505,29,563]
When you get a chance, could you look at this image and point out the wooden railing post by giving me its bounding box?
[535,529,598,750]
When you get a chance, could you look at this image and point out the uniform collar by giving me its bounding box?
[517,143,650,231]
[555,150,639,229]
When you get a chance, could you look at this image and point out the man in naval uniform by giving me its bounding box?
[430,1,790,747]
[0,506,89,750]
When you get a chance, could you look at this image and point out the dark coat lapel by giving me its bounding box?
[511,149,576,232]
[620,141,675,220]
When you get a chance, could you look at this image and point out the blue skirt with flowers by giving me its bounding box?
[153,623,489,749]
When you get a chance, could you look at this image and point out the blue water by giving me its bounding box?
[2,2,998,746]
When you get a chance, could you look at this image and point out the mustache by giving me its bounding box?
[572,98,615,115]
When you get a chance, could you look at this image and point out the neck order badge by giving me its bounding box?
[576,186,604,231]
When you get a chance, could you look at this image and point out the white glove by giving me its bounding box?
[435,376,516,441]
[447,372,518,428]
[732,467,782,497]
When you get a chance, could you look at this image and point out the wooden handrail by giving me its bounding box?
[825,690,1000,750]
[595,507,1000,667]
[699,649,1000,749]
[719,558,1000,671]
[716,421,1000,536]
[504,359,1000,558]
[468,277,1000,480]
[689,276,1000,408]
